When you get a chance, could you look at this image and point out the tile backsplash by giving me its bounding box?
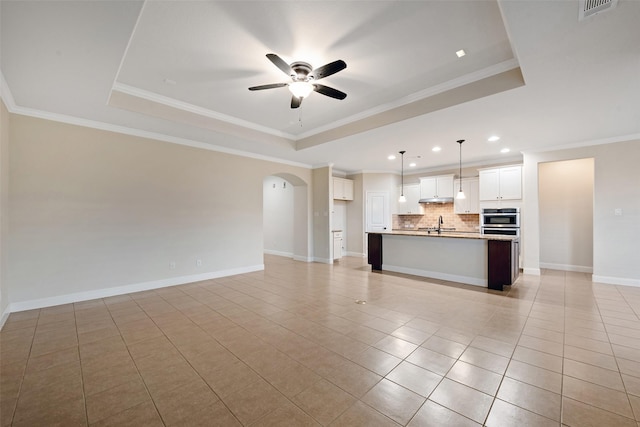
[393,203,480,232]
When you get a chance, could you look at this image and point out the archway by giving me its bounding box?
[263,173,311,262]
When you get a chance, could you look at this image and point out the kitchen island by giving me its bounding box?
[367,230,519,290]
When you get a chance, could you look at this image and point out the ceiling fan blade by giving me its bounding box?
[266,53,293,76]
[313,84,347,100]
[291,96,302,109]
[248,83,288,91]
[311,60,346,80]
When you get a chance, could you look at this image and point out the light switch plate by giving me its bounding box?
[614,208,623,216]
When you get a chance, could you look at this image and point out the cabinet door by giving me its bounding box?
[419,177,438,199]
[479,169,500,201]
[465,178,480,213]
[342,178,354,200]
[333,232,343,259]
[398,184,422,214]
[454,178,479,214]
[436,175,454,198]
[333,177,354,200]
[333,177,343,200]
[498,166,522,200]
[454,179,467,213]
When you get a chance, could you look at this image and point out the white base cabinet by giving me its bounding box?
[333,231,343,260]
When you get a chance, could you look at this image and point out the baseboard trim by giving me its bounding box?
[540,262,593,273]
[346,251,366,257]
[264,249,293,258]
[593,275,640,287]
[314,257,332,264]
[382,264,487,287]
[292,255,313,262]
[523,268,541,276]
[8,264,264,313]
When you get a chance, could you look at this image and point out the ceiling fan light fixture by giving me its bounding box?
[289,81,314,99]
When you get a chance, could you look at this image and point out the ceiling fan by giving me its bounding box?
[248,53,347,108]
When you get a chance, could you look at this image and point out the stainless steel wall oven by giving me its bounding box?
[481,208,520,237]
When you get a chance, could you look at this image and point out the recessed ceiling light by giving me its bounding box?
[409,162,416,167]
[501,148,510,153]
[163,78,177,85]
[432,147,441,152]
[488,136,500,142]
[388,155,396,160]
[456,49,466,58]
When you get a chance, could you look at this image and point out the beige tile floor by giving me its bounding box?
[2,255,640,426]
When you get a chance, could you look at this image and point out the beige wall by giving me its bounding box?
[263,176,294,256]
[539,158,594,272]
[1,101,9,322]
[312,166,331,262]
[523,139,640,285]
[7,114,312,309]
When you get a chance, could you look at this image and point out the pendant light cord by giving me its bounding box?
[457,140,465,195]
[399,150,406,196]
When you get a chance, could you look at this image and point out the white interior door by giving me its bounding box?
[366,191,390,232]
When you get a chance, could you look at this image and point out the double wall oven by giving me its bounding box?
[481,208,520,237]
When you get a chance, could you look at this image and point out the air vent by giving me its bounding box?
[579,0,618,20]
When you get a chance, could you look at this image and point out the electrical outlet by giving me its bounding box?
[614,208,623,216]
[196,259,202,267]
[169,261,176,270]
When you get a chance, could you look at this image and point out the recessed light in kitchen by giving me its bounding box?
[409,162,416,167]
[488,136,500,142]
[388,155,396,160]
[456,49,466,58]
[432,147,441,152]
[501,148,510,153]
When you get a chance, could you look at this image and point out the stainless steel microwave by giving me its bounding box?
[481,208,520,228]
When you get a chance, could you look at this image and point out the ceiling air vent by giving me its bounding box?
[579,0,618,20]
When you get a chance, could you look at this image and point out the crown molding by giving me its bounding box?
[110,82,297,140]
[1,81,312,170]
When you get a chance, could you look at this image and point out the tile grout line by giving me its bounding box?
[8,309,40,426]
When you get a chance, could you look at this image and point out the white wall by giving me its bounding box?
[5,113,313,311]
[523,139,640,285]
[0,101,9,325]
[539,158,594,272]
[263,176,294,257]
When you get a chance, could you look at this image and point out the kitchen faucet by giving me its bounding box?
[437,215,443,233]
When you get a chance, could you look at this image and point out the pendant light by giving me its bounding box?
[456,140,466,200]
[399,150,407,203]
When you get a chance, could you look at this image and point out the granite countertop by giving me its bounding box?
[380,230,518,241]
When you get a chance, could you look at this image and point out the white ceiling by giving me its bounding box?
[2,1,639,174]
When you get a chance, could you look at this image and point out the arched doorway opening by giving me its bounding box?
[263,173,311,261]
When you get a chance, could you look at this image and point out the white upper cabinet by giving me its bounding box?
[479,165,522,201]
[419,175,454,200]
[397,183,423,214]
[454,177,480,214]
[333,177,354,201]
